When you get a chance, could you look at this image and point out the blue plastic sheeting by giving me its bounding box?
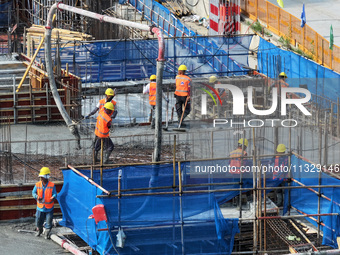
[290,155,340,248]
[0,1,11,27]
[258,38,340,103]
[36,35,252,83]
[58,163,242,254]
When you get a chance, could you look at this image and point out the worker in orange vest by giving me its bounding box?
[270,72,289,91]
[86,88,118,119]
[32,167,57,239]
[143,74,169,129]
[175,65,191,125]
[229,138,248,174]
[94,102,115,163]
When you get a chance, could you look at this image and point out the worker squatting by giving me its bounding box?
[193,163,291,174]
[213,118,298,127]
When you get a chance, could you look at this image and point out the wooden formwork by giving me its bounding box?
[0,57,82,124]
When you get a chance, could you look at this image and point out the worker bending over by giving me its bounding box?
[86,88,118,119]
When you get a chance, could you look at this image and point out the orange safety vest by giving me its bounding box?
[95,110,111,138]
[229,148,247,174]
[149,82,157,106]
[273,156,288,180]
[175,75,191,96]
[99,98,116,111]
[36,181,55,209]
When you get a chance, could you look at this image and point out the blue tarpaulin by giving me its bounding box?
[258,38,340,103]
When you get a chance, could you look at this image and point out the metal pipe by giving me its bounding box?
[97,184,340,198]
[282,249,340,255]
[67,164,110,195]
[45,3,165,151]
[50,234,87,255]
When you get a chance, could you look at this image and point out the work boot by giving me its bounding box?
[44,228,51,240]
[104,151,112,164]
[35,227,43,237]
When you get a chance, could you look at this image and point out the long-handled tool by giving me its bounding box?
[163,99,169,131]
[173,97,189,132]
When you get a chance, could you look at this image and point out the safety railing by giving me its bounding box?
[240,0,340,73]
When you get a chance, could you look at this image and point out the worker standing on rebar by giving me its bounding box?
[143,74,169,129]
[94,102,115,164]
[175,65,191,125]
[229,138,248,174]
[32,167,57,240]
[273,143,288,207]
[85,88,118,119]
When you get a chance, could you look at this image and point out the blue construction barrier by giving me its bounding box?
[36,34,252,83]
[258,38,340,103]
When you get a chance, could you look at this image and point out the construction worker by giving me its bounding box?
[32,167,57,239]
[143,74,169,129]
[85,88,117,119]
[94,102,115,163]
[175,65,191,125]
[229,138,248,174]
[209,75,228,117]
[273,143,288,206]
[270,72,289,91]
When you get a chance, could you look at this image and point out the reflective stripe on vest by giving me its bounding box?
[229,148,247,174]
[99,98,116,111]
[149,82,157,106]
[36,181,55,209]
[95,111,111,138]
[175,75,191,96]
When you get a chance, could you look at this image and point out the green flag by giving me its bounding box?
[329,25,334,50]
[277,0,284,8]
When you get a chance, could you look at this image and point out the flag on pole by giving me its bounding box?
[300,3,306,28]
[329,25,334,50]
[277,0,284,8]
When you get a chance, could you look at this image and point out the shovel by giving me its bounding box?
[173,97,189,132]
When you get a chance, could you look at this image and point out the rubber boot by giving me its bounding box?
[151,118,155,129]
[44,228,51,240]
[104,151,112,164]
[35,227,43,237]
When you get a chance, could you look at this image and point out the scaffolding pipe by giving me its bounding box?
[282,250,340,255]
[45,3,165,153]
[68,164,110,195]
[50,234,87,255]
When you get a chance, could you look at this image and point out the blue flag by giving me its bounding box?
[300,3,306,28]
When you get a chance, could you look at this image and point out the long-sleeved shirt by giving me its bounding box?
[32,181,57,212]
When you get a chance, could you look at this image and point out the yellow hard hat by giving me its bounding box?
[39,167,51,177]
[209,76,217,84]
[277,144,286,153]
[104,102,114,111]
[238,138,248,147]
[150,74,156,80]
[105,88,115,96]
[178,65,187,71]
[279,72,287,78]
